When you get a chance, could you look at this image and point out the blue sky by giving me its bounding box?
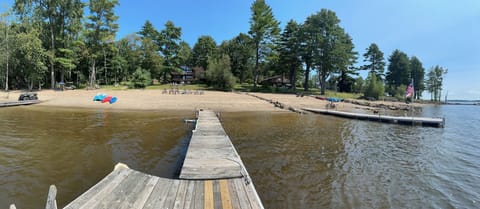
[3,0,479,99]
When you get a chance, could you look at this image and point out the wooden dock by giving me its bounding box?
[303,107,445,128]
[35,109,263,209]
[0,100,40,107]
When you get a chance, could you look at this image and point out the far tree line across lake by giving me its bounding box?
[0,0,447,102]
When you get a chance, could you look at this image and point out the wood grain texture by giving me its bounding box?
[204,180,214,209]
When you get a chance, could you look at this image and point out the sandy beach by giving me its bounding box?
[0,89,420,113]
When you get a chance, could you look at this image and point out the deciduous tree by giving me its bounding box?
[191,35,217,71]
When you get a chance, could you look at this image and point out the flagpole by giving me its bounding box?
[411,78,414,118]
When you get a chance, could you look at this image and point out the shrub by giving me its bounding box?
[129,68,152,89]
[206,55,236,91]
[364,73,384,100]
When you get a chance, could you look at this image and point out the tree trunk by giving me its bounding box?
[50,19,55,89]
[319,66,327,95]
[29,79,33,91]
[304,61,310,91]
[290,65,296,91]
[253,43,259,91]
[91,60,96,88]
[5,22,8,91]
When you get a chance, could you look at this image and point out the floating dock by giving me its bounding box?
[303,108,445,128]
[0,100,40,108]
[32,109,263,209]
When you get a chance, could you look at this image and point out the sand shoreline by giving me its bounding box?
[0,89,421,113]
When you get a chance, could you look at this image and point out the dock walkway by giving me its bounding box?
[45,109,263,209]
[0,100,40,107]
[303,107,445,128]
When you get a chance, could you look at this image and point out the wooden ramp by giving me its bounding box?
[44,109,264,209]
[303,107,445,128]
[0,100,40,107]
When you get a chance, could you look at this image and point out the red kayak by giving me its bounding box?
[101,96,112,103]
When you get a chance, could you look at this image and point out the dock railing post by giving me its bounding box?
[45,185,58,209]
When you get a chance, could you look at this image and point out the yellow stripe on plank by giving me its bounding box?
[204,180,214,209]
[220,179,233,209]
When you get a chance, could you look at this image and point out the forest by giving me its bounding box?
[0,0,447,101]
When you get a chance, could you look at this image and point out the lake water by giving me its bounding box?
[0,105,479,208]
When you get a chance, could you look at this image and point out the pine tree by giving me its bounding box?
[361,43,385,80]
[248,0,280,91]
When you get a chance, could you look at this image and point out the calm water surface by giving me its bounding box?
[0,105,479,209]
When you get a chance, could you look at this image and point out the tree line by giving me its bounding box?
[0,0,447,101]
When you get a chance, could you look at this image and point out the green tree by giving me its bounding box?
[248,0,280,90]
[279,20,302,91]
[353,76,365,94]
[116,34,142,81]
[177,41,192,67]
[140,37,163,81]
[221,33,253,83]
[298,22,315,91]
[191,35,217,71]
[426,65,447,102]
[206,55,236,90]
[336,33,358,93]
[364,73,384,100]
[138,20,158,40]
[84,0,119,87]
[0,9,13,90]
[14,0,85,88]
[158,21,182,82]
[305,9,352,95]
[410,56,425,99]
[130,67,151,88]
[13,24,48,90]
[385,49,410,96]
[361,43,385,80]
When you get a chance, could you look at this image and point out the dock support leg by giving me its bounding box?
[45,185,57,209]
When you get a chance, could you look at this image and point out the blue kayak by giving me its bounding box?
[327,97,342,102]
[109,97,117,104]
[93,94,106,101]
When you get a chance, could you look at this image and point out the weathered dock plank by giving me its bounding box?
[142,178,174,209]
[64,164,132,209]
[220,179,233,209]
[204,180,214,209]
[303,107,445,128]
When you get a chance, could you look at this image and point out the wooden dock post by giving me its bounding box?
[45,185,58,209]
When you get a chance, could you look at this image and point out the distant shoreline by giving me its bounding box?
[1,89,425,114]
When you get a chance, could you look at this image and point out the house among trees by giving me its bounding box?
[170,66,205,84]
[260,75,291,87]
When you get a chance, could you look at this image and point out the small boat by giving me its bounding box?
[101,96,112,103]
[93,93,106,101]
[109,97,117,104]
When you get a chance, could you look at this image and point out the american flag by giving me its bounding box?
[406,81,414,98]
